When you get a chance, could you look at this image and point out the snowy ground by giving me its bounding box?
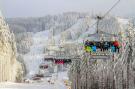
[6,30,70,89]
[0,72,69,89]
[23,30,50,77]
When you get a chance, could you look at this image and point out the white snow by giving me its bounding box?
[0,82,66,89]
[23,30,49,77]
[0,72,68,89]
[12,29,69,89]
[117,17,130,30]
[117,18,130,25]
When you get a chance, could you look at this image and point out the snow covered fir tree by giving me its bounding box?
[0,11,24,82]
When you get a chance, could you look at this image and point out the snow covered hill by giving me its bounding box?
[21,15,130,76]
[20,15,93,78]
[1,12,132,89]
[23,30,49,77]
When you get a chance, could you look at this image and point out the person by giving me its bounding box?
[85,40,89,46]
[100,41,104,52]
[113,40,120,53]
[102,41,106,52]
[87,46,92,53]
[92,45,97,52]
[84,40,88,51]
[96,42,99,49]
[111,45,115,52]
[104,41,109,51]
[84,46,89,53]
[84,46,87,52]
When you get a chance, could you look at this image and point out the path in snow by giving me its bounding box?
[23,30,49,77]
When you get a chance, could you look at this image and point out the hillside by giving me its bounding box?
[5,13,131,78]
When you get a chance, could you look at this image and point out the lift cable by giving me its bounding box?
[102,0,121,18]
[87,0,121,30]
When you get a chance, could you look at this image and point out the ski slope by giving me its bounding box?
[23,30,49,77]
[0,72,68,89]
[17,30,69,89]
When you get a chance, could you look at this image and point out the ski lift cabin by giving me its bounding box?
[54,54,72,65]
[44,55,54,62]
[39,64,49,69]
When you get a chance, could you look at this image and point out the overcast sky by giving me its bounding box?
[0,0,135,18]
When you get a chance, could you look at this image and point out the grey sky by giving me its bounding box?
[0,0,135,18]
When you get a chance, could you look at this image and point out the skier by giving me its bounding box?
[111,45,115,52]
[88,46,92,54]
[100,41,104,52]
[84,40,89,52]
[85,40,89,46]
[113,40,120,53]
[104,41,109,51]
[92,43,97,52]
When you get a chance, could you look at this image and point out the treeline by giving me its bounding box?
[5,12,88,54]
[6,12,87,34]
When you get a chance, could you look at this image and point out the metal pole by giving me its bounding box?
[97,19,99,34]
[96,16,103,34]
